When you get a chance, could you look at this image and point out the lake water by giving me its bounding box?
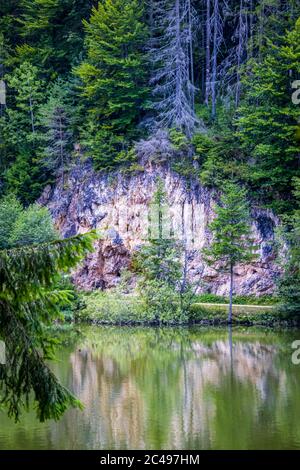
[1,325,300,450]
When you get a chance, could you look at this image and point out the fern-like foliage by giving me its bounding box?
[0,231,97,422]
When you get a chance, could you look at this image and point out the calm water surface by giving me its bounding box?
[1,325,300,450]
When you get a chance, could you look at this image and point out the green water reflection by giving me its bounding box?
[1,326,300,450]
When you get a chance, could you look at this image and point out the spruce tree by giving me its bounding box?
[236,17,300,212]
[277,178,300,317]
[39,81,73,185]
[133,179,195,323]
[2,62,46,203]
[18,0,97,75]
[6,62,44,136]
[75,0,149,167]
[0,231,96,422]
[0,195,23,249]
[204,182,257,323]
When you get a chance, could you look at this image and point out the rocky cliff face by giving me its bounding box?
[40,161,280,296]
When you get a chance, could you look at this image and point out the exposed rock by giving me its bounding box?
[39,162,281,296]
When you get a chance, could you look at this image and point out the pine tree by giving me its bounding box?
[9,203,58,247]
[0,195,57,249]
[203,182,257,323]
[7,62,44,136]
[133,179,196,323]
[134,179,181,286]
[0,231,96,421]
[236,16,300,212]
[0,1,22,54]
[211,0,224,118]
[0,195,23,249]
[205,0,211,107]
[1,62,46,203]
[75,0,149,167]
[277,178,300,317]
[39,81,73,185]
[18,0,97,75]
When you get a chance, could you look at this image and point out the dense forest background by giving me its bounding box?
[0,0,299,214]
[0,1,299,420]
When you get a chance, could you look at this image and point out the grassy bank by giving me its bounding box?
[194,293,280,306]
[74,291,297,327]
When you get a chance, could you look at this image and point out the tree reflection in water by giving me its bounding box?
[1,326,300,450]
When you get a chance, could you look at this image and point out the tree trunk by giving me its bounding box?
[205,0,211,106]
[149,0,154,29]
[187,0,195,112]
[228,262,234,324]
[29,92,35,134]
[175,0,182,127]
[235,0,244,108]
[211,0,218,119]
[249,0,254,58]
[59,115,64,186]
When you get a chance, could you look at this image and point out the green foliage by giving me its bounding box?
[6,61,44,134]
[54,275,82,323]
[0,195,57,249]
[38,80,73,181]
[9,204,58,247]
[18,0,97,75]
[189,303,286,326]
[140,280,193,324]
[131,180,196,323]
[1,0,299,214]
[75,0,149,167]
[277,178,300,316]
[204,182,257,270]
[0,195,23,249]
[133,238,182,287]
[203,182,257,322]
[194,293,279,306]
[1,62,47,203]
[169,129,198,180]
[133,180,181,286]
[77,290,284,326]
[77,290,150,325]
[235,18,300,212]
[197,124,248,189]
[193,17,300,214]
[192,132,215,165]
[3,152,46,204]
[0,231,97,421]
[169,128,189,152]
[80,125,133,169]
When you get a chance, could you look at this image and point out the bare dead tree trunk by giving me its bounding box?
[187,0,195,112]
[59,114,64,186]
[258,0,265,64]
[205,0,211,106]
[249,0,254,58]
[28,88,35,134]
[175,0,182,127]
[228,261,234,324]
[149,0,154,28]
[211,0,219,119]
[235,0,244,107]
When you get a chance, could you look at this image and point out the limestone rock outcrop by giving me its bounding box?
[40,161,280,296]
